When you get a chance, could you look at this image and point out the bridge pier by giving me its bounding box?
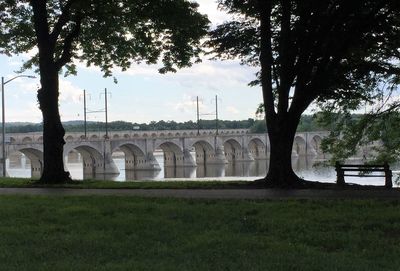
[225,147,254,163]
[183,148,196,167]
[102,143,120,175]
[0,159,7,177]
[124,152,137,170]
[236,147,254,162]
[164,151,180,167]
[30,160,43,178]
[249,146,267,160]
[208,147,228,165]
[78,141,119,176]
[134,153,161,170]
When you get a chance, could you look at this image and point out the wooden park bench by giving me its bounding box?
[335,162,392,188]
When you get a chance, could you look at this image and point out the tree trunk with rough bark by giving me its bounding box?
[37,68,71,183]
[31,0,71,183]
[264,114,304,187]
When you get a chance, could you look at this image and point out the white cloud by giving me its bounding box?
[226,106,240,114]
[6,101,42,122]
[59,79,83,104]
[168,94,212,114]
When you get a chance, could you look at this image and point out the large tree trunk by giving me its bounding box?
[31,0,71,183]
[38,68,71,183]
[264,114,304,188]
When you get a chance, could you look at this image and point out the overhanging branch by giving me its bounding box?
[55,13,82,71]
[50,0,75,46]
[258,0,276,119]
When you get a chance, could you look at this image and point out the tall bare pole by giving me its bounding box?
[215,95,219,135]
[196,96,200,135]
[0,75,35,177]
[105,88,108,139]
[83,89,87,139]
[1,77,5,177]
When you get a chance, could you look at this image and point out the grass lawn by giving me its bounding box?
[0,177,253,189]
[0,196,399,270]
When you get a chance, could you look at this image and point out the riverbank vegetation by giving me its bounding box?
[0,196,398,270]
[3,115,327,134]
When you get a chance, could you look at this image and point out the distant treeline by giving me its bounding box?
[4,115,328,134]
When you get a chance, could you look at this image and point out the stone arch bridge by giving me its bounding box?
[4,129,328,178]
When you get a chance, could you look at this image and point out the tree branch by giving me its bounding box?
[258,0,276,120]
[50,0,75,46]
[30,0,54,65]
[277,0,292,115]
[55,13,82,71]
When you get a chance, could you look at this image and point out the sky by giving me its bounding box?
[0,0,262,124]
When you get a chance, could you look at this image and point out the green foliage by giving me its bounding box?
[208,0,400,110]
[249,120,266,133]
[3,119,261,133]
[253,103,328,132]
[0,0,210,76]
[2,116,329,134]
[320,110,400,165]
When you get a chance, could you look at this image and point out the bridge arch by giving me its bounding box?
[192,140,215,164]
[248,138,266,159]
[311,135,323,156]
[64,144,104,177]
[293,136,306,156]
[156,141,185,167]
[223,138,242,162]
[112,143,148,170]
[9,148,43,178]
[22,136,33,143]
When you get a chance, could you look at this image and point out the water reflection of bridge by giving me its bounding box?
[4,129,329,178]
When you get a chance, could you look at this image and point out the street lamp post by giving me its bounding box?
[1,75,36,177]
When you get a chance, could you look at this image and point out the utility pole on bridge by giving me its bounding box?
[196,95,220,136]
[83,89,87,139]
[215,95,219,135]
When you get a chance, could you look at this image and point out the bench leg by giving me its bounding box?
[336,170,345,186]
[385,170,393,189]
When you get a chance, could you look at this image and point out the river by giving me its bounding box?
[6,151,399,186]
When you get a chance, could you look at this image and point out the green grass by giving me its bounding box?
[0,196,399,270]
[0,177,252,189]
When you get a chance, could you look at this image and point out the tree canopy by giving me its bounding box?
[207,0,400,187]
[1,0,209,75]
